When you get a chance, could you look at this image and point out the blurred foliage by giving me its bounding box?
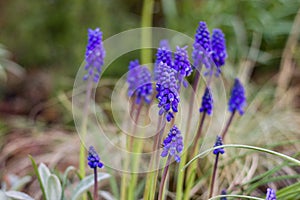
[164,0,300,73]
[0,0,142,76]
[0,0,299,77]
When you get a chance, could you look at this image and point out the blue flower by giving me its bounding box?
[199,87,213,115]
[228,78,246,115]
[266,188,276,200]
[154,43,173,81]
[161,125,184,162]
[127,60,153,104]
[173,46,192,84]
[156,62,180,122]
[211,29,227,75]
[192,21,211,69]
[84,28,106,82]
[213,136,225,155]
[87,146,104,169]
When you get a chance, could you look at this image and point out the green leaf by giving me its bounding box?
[46,175,62,200]
[5,191,34,200]
[38,163,51,188]
[29,155,47,200]
[62,166,76,200]
[71,173,110,200]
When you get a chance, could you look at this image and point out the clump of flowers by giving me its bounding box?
[156,62,180,121]
[161,125,184,163]
[228,78,246,115]
[84,28,106,82]
[192,21,227,77]
[127,59,153,104]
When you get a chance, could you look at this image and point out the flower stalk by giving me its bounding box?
[158,154,172,200]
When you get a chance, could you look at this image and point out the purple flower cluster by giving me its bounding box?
[228,79,246,115]
[193,21,211,68]
[173,46,192,83]
[266,188,276,200]
[199,87,213,115]
[154,42,173,81]
[87,146,104,169]
[213,136,225,155]
[127,60,153,104]
[161,125,184,162]
[211,29,227,76]
[155,40,192,85]
[155,46,173,69]
[156,62,180,121]
[192,21,227,76]
[84,28,106,82]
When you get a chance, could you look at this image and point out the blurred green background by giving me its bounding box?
[1,0,299,78]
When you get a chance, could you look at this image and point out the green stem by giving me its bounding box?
[158,154,172,200]
[150,117,166,200]
[128,103,144,200]
[141,0,154,65]
[176,70,201,200]
[183,112,206,200]
[144,115,166,200]
[183,144,300,170]
[79,77,93,200]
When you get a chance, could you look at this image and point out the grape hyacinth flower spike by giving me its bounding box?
[84,28,106,82]
[228,78,246,115]
[127,59,153,104]
[266,188,276,200]
[211,29,227,76]
[161,125,184,162]
[156,62,180,122]
[192,21,211,70]
[173,46,193,87]
[158,125,183,200]
[221,78,246,140]
[87,146,103,200]
[213,136,225,155]
[154,42,173,81]
[87,146,104,169]
[199,87,213,115]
